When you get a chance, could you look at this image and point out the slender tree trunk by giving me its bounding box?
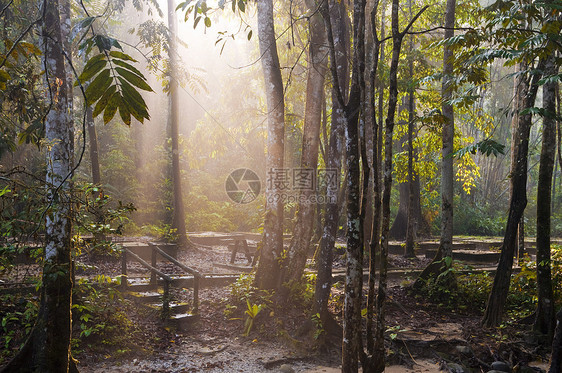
[405,25,416,258]
[285,0,328,284]
[255,0,286,290]
[313,0,348,332]
[372,4,427,370]
[534,53,557,342]
[87,108,101,184]
[340,0,366,369]
[518,217,525,261]
[413,0,456,288]
[372,1,402,368]
[366,0,383,357]
[2,1,76,371]
[167,0,189,247]
[482,60,544,327]
[550,309,562,373]
[439,0,456,261]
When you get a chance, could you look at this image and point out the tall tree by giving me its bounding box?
[284,0,328,284]
[254,0,286,290]
[414,0,456,288]
[482,60,544,327]
[372,2,427,370]
[313,0,349,333]
[2,0,76,371]
[534,52,557,342]
[167,0,189,247]
[366,0,384,356]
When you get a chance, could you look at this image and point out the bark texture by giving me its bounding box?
[366,0,384,357]
[86,107,101,184]
[2,1,75,371]
[482,60,543,327]
[255,0,286,290]
[413,0,456,289]
[534,54,557,342]
[168,0,189,247]
[313,0,348,331]
[550,309,562,373]
[285,0,328,284]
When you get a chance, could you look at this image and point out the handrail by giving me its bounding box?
[148,242,203,278]
[123,248,172,282]
[149,242,200,313]
[121,247,172,318]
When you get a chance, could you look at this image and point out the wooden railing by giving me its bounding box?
[120,242,201,317]
[148,242,201,313]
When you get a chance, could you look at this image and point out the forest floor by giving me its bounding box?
[0,237,554,372]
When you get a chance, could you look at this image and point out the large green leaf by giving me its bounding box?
[103,92,120,124]
[112,59,144,78]
[92,85,117,118]
[115,67,153,91]
[85,68,112,105]
[118,96,132,126]
[76,58,107,86]
[118,78,149,122]
[109,50,137,62]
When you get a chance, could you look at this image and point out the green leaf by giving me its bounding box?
[92,85,117,118]
[453,138,506,159]
[76,58,107,86]
[0,69,10,82]
[194,16,201,28]
[111,59,143,79]
[115,67,153,91]
[72,17,96,40]
[93,35,113,52]
[247,30,252,40]
[85,68,112,105]
[103,92,120,124]
[118,97,132,126]
[204,17,211,27]
[109,50,137,62]
[238,0,245,12]
[118,78,150,122]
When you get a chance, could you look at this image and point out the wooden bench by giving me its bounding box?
[222,237,258,265]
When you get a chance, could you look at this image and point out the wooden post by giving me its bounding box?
[230,240,238,264]
[192,276,199,314]
[242,239,252,264]
[162,280,170,320]
[121,249,128,290]
[151,246,157,285]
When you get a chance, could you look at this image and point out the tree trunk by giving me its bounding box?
[255,0,286,291]
[389,169,426,241]
[372,1,402,368]
[482,60,543,327]
[372,4,427,370]
[413,0,456,288]
[405,26,416,258]
[284,0,328,284]
[339,0,366,369]
[534,53,557,342]
[550,309,562,373]
[87,107,101,184]
[439,0,456,261]
[167,0,189,247]
[366,0,384,357]
[2,1,75,371]
[313,0,349,333]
